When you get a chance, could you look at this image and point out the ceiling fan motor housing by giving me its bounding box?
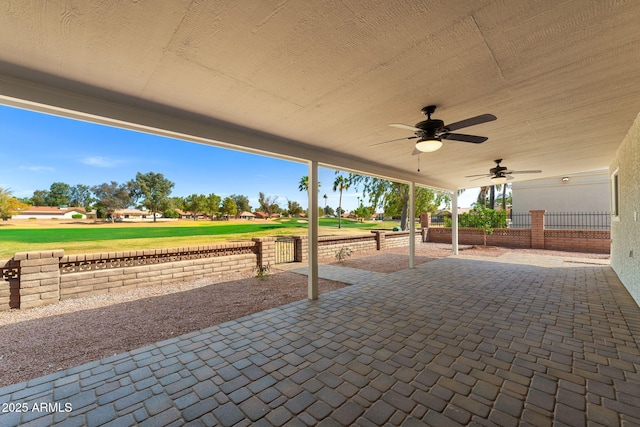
[415,119,444,131]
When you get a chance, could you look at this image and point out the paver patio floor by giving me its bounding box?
[1,253,639,426]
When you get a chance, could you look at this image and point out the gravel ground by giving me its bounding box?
[0,243,609,387]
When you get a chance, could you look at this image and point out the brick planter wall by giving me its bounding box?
[544,230,611,254]
[384,231,423,248]
[317,234,377,261]
[427,228,533,248]
[424,209,609,254]
[1,242,260,311]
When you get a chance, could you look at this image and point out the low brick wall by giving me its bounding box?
[427,228,532,248]
[384,231,423,249]
[544,230,611,254]
[425,227,609,253]
[1,241,264,311]
[58,243,258,301]
[59,253,256,300]
[317,234,377,260]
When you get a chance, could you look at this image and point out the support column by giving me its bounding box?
[452,191,459,255]
[308,160,319,300]
[409,181,415,268]
[530,210,546,249]
[14,250,63,309]
[373,230,386,250]
[252,237,276,267]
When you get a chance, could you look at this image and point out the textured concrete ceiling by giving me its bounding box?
[1,1,639,190]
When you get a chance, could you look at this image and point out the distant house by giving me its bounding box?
[511,170,610,213]
[11,206,88,220]
[254,211,269,220]
[114,209,162,220]
[239,211,255,220]
[176,209,209,220]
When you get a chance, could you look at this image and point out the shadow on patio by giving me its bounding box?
[1,252,639,426]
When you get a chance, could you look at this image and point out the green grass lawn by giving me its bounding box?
[0,218,395,258]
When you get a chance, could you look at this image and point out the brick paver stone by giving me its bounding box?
[0,255,639,426]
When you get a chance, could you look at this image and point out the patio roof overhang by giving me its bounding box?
[1,1,639,192]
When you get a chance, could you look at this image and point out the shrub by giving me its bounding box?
[335,246,352,262]
[71,214,83,219]
[254,263,271,280]
[163,209,180,219]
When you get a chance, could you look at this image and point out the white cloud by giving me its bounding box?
[19,165,55,172]
[81,156,125,168]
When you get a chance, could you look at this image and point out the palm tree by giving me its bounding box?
[489,185,496,209]
[501,183,508,211]
[333,174,350,228]
[298,176,309,192]
[477,187,488,207]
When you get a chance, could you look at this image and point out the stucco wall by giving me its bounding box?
[610,113,640,306]
[511,170,610,213]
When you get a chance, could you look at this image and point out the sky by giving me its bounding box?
[0,104,479,211]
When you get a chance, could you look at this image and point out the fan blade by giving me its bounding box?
[470,176,490,182]
[464,174,491,178]
[411,148,421,156]
[370,135,418,147]
[390,123,421,132]
[445,114,496,131]
[442,133,487,144]
[508,170,542,174]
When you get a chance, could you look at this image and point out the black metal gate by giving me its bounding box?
[275,237,295,264]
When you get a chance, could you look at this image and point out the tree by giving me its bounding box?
[183,194,207,220]
[91,181,131,220]
[258,192,279,217]
[298,176,321,193]
[298,176,309,193]
[324,205,335,216]
[489,186,496,209]
[129,172,175,222]
[46,182,72,206]
[203,193,221,220]
[69,184,94,210]
[347,174,447,230]
[220,197,238,219]
[0,188,29,219]
[497,183,511,211]
[323,194,328,209]
[467,205,507,246]
[352,203,372,222]
[332,173,351,228]
[230,194,251,214]
[477,186,489,207]
[287,199,303,216]
[31,189,49,206]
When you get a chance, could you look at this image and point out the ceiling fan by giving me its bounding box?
[371,105,496,154]
[465,159,542,184]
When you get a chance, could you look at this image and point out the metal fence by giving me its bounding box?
[430,211,611,230]
[274,237,296,263]
[508,212,531,229]
[543,212,611,230]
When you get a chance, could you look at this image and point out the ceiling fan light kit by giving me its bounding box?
[491,174,508,184]
[415,138,443,152]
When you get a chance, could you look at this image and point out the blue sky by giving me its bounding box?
[0,104,478,211]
